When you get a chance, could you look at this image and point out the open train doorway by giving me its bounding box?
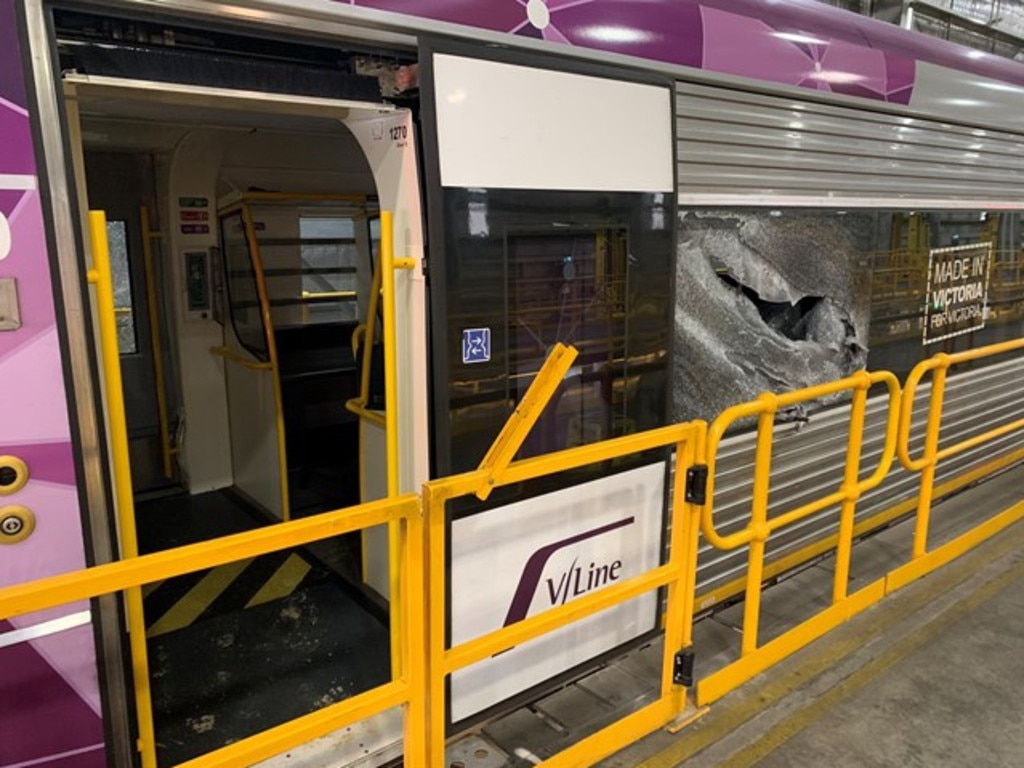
[57,14,426,763]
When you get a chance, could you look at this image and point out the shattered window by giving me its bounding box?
[674,208,1024,422]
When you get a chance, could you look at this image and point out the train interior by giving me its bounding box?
[57,12,422,764]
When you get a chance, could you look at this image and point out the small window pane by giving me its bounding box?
[296,216,360,325]
[107,220,137,355]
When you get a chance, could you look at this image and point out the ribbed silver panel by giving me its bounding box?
[695,356,1024,596]
[676,80,1024,202]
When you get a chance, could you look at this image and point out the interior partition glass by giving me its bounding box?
[220,211,269,361]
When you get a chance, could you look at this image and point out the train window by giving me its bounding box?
[107,219,138,355]
[508,228,628,459]
[438,189,673,476]
[674,208,1024,422]
[220,212,269,361]
[296,216,360,325]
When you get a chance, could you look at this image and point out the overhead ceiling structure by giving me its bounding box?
[816,0,1024,61]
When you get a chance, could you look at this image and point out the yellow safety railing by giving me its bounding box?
[5,277,1024,768]
[423,417,707,765]
[696,370,902,705]
[888,337,1024,590]
[0,495,426,768]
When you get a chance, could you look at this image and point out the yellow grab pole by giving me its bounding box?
[381,210,416,676]
[87,211,158,768]
[741,394,777,657]
[139,206,174,479]
[912,358,948,558]
[240,204,291,521]
[381,210,400,500]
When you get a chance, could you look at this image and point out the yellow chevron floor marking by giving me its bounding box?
[142,580,164,598]
[245,553,312,608]
[146,559,254,638]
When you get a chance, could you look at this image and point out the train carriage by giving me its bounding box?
[2,1,1024,766]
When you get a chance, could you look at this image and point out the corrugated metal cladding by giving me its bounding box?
[675,80,1024,202]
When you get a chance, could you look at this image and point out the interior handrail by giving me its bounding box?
[210,344,273,371]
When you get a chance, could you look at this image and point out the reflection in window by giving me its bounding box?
[107,220,138,355]
[509,229,628,458]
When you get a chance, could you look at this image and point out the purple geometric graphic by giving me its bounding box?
[1,2,106,765]
[0,620,105,768]
[349,0,914,102]
[346,0,1024,98]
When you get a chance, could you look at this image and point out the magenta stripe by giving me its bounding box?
[0,441,77,486]
[0,621,105,766]
[0,743,105,768]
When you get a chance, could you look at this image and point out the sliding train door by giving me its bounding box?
[422,45,677,724]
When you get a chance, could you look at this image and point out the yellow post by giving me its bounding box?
[912,359,949,558]
[139,206,174,479]
[87,211,158,768]
[240,204,291,521]
[400,501,427,768]
[741,394,776,657]
[833,373,869,604]
[661,425,705,716]
[423,482,450,768]
[381,211,416,678]
[381,210,400,500]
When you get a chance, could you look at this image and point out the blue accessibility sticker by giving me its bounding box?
[462,327,491,364]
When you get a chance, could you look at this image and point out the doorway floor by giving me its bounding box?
[135,490,390,766]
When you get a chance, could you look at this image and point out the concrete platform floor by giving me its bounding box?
[605,495,1024,767]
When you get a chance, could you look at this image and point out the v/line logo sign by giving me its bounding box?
[502,517,634,627]
[544,557,623,607]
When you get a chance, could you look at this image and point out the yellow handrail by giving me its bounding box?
[703,371,901,550]
[424,420,705,768]
[701,369,901,658]
[210,345,273,371]
[86,211,158,768]
[897,336,1024,558]
[0,494,424,768]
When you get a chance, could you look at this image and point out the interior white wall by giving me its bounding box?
[167,131,233,492]
[225,354,283,518]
